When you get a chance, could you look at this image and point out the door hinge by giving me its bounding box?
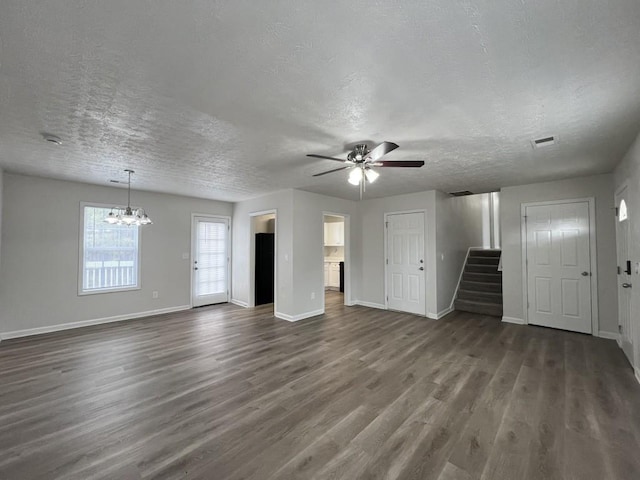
[619,324,623,333]
[618,266,621,275]
[385,221,388,228]
[615,207,619,217]
[386,258,388,265]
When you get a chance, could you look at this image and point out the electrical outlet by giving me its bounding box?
[152,291,159,299]
[311,292,315,299]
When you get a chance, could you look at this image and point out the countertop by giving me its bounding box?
[324,257,344,263]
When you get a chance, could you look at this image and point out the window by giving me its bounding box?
[80,203,140,294]
[619,199,628,222]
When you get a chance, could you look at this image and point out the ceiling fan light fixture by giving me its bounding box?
[365,168,379,183]
[348,167,363,185]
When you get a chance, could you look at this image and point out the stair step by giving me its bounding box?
[460,280,502,293]
[457,289,503,304]
[454,299,503,317]
[463,272,502,284]
[469,249,502,258]
[465,264,500,274]
[467,256,500,266]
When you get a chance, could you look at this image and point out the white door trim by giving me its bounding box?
[383,209,427,316]
[249,209,278,311]
[190,214,232,308]
[321,212,352,312]
[520,198,599,335]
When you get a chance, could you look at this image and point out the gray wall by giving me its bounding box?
[500,174,617,334]
[358,191,439,314]
[0,173,232,336]
[0,168,3,275]
[291,190,359,316]
[231,190,294,314]
[231,189,357,319]
[613,131,640,371]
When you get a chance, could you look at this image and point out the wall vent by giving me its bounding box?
[531,135,557,148]
[449,190,474,197]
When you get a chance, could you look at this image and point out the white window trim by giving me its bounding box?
[78,201,143,296]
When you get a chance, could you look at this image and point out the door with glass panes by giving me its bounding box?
[192,216,230,307]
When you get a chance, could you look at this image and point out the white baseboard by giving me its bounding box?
[0,305,192,340]
[635,367,640,386]
[598,331,620,341]
[353,300,387,310]
[432,306,454,320]
[230,298,249,308]
[502,316,526,325]
[275,309,325,322]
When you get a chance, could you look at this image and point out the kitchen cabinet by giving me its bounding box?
[323,222,344,246]
[324,262,330,286]
[329,263,340,287]
[324,261,340,288]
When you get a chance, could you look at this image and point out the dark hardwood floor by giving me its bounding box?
[1,291,639,479]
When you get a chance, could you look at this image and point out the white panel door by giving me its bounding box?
[615,188,633,365]
[192,216,230,307]
[386,212,426,316]
[525,202,592,333]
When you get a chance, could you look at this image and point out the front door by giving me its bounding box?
[525,201,592,333]
[192,216,230,307]
[615,188,633,365]
[386,212,426,316]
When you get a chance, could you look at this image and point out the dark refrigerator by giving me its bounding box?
[255,233,275,305]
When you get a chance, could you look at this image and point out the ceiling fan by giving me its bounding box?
[308,142,424,198]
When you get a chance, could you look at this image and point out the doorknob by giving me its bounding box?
[622,283,632,288]
[194,267,199,271]
[581,272,590,276]
[419,266,424,271]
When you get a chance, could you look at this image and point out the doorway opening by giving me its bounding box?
[250,211,277,313]
[323,214,348,310]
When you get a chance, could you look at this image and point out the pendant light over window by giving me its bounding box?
[104,169,153,226]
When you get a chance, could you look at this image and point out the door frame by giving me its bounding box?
[321,212,352,310]
[383,209,427,316]
[249,209,278,310]
[190,213,232,308]
[520,198,599,335]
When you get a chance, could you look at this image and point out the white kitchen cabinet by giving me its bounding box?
[324,262,330,286]
[323,222,344,246]
[329,262,340,287]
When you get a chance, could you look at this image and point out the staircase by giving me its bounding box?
[454,249,503,317]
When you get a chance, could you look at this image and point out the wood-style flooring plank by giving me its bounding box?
[1,292,639,479]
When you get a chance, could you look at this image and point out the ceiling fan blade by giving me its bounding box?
[312,166,353,177]
[364,141,399,161]
[307,154,347,163]
[371,160,425,168]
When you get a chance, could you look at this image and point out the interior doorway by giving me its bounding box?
[250,211,276,312]
[522,199,597,334]
[323,213,349,309]
[384,211,426,316]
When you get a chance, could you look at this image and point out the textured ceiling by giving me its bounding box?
[1,1,640,202]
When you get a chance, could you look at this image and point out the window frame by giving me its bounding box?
[78,201,143,296]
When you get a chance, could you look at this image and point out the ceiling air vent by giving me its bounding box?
[531,135,557,148]
[449,190,474,197]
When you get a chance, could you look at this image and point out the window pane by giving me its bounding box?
[82,206,139,292]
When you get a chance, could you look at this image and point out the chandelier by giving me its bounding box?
[104,169,153,226]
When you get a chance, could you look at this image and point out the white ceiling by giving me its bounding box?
[1,1,639,202]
